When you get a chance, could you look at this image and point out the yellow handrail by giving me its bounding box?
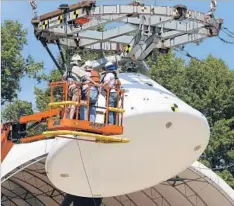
[108,107,125,113]
[42,130,130,143]
[49,101,79,107]
[49,102,124,113]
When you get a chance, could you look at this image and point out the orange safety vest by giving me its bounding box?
[85,69,100,83]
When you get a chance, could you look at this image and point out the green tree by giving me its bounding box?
[216,170,234,188]
[201,117,234,188]
[34,69,62,112]
[2,100,33,122]
[148,50,185,94]
[1,20,43,105]
[181,56,234,126]
[149,51,234,188]
[1,99,48,138]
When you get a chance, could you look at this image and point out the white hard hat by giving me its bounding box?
[71,54,82,65]
[71,54,82,61]
[84,60,93,69]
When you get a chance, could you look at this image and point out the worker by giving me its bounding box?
[63,54,84,119]
[80,61,100,122]
[63,54,98,120]
[101,62,119,125]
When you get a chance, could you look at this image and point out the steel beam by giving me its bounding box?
[151,187,173,206]
[125,34,157,60]
[1,193,18,205]
[155,28,209,48]
[2,185,35,206]
[37,5,209,31]
[79,24,138,46]
[54,24,137,46]
[1,155,46,183]
[120,16,173,27]
[33,3,221,65]
[48,17,204,41]
[59,26,210,51]
[45,14,127,34]
[7,179,47,206]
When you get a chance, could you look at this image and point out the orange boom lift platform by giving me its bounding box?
[1,81,129,163]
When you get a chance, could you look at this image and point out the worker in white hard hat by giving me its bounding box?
[69,54,85,80]
[101,62,119,125]
[79,60,100,122]
[62,54,85,119]
[63,54,97,119]
[70,54,82,65]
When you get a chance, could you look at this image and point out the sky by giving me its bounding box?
[1,0,234,109]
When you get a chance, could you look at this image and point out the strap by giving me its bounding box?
[101,71,118,83]
[70,71,82,81]
[101,73,107,83]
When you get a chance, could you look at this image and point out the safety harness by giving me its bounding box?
[101,71,118,83]
[85,69,100,83]
[101,71,121,91]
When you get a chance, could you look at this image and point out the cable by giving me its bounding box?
[29,0,37,18]
[76,138,97,206]
[174,48,211,67]
[221,28,234,39]
[222,26,234,36]
[218,25,234,44]
[218,36,234,44]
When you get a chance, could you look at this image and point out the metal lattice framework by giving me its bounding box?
[2,157,234,206]
[165,176,209,206]
[32,1,223,67]
[1,157,65,206]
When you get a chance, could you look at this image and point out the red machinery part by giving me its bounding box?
[75,17,90,25]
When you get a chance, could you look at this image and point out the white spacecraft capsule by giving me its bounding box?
[45,72,210,198]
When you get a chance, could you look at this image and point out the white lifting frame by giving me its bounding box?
[32,2,223,64]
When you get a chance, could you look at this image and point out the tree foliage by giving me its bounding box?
[34,69,62,112]
[1,20,43,105]
[148,51,234,188]
[2,100,33,122]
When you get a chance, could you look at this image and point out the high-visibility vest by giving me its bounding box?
[85,69,100,83]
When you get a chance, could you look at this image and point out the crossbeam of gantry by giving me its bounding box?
[54,18,206,46]
[35,4,210,31]
[32,3,222,63]
[34,4,219,46]
[59,26,210,51]
[42,13,213,46]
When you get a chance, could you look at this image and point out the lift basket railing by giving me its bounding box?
[47,81,125,136]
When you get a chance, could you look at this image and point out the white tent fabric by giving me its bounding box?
[2,154,234,206]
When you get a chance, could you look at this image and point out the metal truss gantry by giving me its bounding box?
[32,1,223,68]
